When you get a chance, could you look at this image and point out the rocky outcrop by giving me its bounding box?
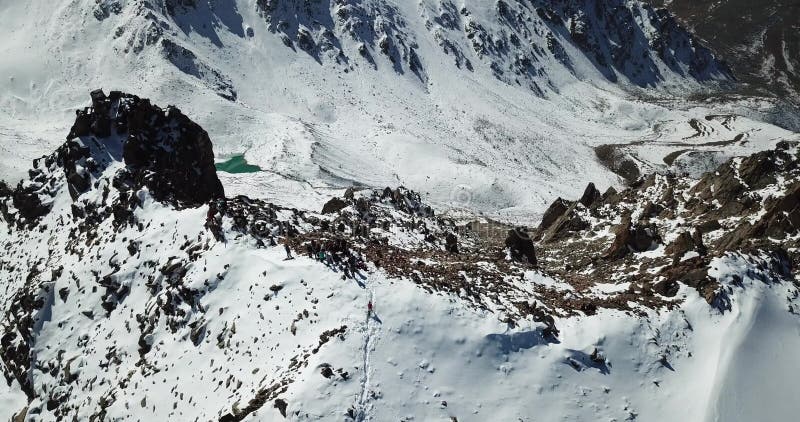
[718,183,800,251]
[535,142,799,309]
[665,230,705,261]
[538,197,569,232]
[506,228,537,266]
[115,93,224,207]
[689,148,796,219]
[1,90,224,228]
[321,197,348,214]
[579,183,601,208]
[603,218,660,260]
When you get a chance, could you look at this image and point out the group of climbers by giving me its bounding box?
[305,238,366,279]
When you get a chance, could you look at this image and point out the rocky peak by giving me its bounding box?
[67,89,224,208]
[0,90,223,228]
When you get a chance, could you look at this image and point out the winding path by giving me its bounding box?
[355,288,378,421]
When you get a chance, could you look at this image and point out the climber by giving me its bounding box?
[307,240,316,259]
[367,301,373,315]
[284,241,293,260]
[205,203,217,229]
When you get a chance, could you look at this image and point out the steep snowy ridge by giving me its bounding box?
[111,0,732,95]
[1,93,799,421]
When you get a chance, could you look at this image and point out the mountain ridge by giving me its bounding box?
[1,90,798,421]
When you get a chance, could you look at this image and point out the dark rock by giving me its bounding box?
[12,183,51,222]
[696,219,721,234]
[601,186,618,202]
[58,288,69,303]
[653,278,680,297]
[320,365,333,378]
[717,183,800,249]
[321,197,347,214]
[67,109,92,140]
[664,231,695,259]
[590,348,606,364]
[629,223,660,252]
[603,217,660,260]
[445,232,459,254]
[505,228,537,266]
[604,219,633,260]
[90,89,107,107]
[738,150,778,190]
[540,204,589,242]
[641,201,664,219]
[538,197,569,232]
[274,399,288,418]
[658,257,717,304]
[579,183,601,208]
[121,96,225,207]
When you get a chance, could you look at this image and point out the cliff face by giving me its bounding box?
[649,0,800,101]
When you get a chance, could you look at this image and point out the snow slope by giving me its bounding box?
[2,180,798,421]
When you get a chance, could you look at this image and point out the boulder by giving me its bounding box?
[629,223,659,252]
[445,232,459,254]
[601,186,618,202]
[540,204,589,242]
[538,197,569,232]
[696,219,721,234]
[603,217,660,260]
[665,231,696,259]
[321,197,348,214]
[505,228,537,266]
[653,278,680,297]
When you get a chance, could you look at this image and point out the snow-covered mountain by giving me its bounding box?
[2,1,800,421]
[1,91,799,421]
[1,0,797,222]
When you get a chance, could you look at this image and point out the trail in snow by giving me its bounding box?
[355,287,379,422]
